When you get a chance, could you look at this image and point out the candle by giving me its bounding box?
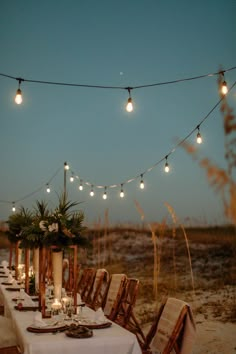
[51,298,62,311]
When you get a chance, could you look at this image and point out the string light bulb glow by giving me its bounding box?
[221,72,228,95]
[70,175,74,182]
[120,184,125,198]
[164,157,170,173]
[46,184,51,193]
[12,203,16,212]
[64,162,69,170]
[140,175,144,189]
[90,186,94,197]
[15,79,23,104]
[126,87,133,112]
[103,187,107,200]
[79,181,83,191]
[196,126,202,144]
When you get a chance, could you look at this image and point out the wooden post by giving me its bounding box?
[15,241,19,280]
[25,248,30,294]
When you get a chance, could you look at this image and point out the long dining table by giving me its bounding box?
[0,272,142,354]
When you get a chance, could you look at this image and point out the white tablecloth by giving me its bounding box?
[0,274,142,354]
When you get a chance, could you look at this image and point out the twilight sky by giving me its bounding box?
[0,0,236,226]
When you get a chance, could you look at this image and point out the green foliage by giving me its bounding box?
[6,207,33,244]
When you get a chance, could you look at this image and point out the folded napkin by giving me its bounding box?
[19,290,35,306]
[33,311,48,327]
[7,274,14,283]
[94,307,107,323]
[1,260,9,267]
[11,279,18,286]
[77,293,82,304]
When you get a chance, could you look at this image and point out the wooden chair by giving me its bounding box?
[86,268,109,310]
[0,317,21,354]
[77,268,96,302]
[114,278,140,327]
[142,297,196,354]
[103,273,127,321]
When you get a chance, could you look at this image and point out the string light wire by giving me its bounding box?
[0,74,235,207]
[0,66,236,91]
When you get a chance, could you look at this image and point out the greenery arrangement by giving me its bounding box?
[7,195,89,250]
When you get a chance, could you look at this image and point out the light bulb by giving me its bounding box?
[221,81,228,95]
[126,97,133,112]
[164,157,170,173]
[70,176,74,182]
[90,189,94,197]
[120,185,124,198]
[103,188,107,200]
[79,183,83,191]
[197,132,202,144]
[140,176,144,189]
[15,88,22,104]
[46,185,50,193]
[12,203,16,212]
[64,162,69,170]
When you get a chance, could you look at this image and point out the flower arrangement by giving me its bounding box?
[40,197,88,250]
[7,196,89,250]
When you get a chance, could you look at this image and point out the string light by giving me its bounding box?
[164,156,170,173]
[120,184,125,198]
[103,187,107,200]
[12,202,16,212]
[196,126,202,144]
[90,186,94,197]
[221,72,228,95]
[126,87,133,112]
[46,184,51,193]
[79,180,83,191]
[15,78,23,104]
[64,162,69,170]
[0,74,235,209]
[140,175,145,189]
[70,174,74,182]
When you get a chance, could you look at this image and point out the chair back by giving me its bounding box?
[87,268,109,310]
[103,273,127,320]
[77,268,96,302]
[148,297,196,354]
[114,278,139,326]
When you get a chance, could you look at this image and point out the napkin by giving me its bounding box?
[7,274,14,283]
[93,307,107,323]
[19,290,35,306]
[77,293,82,304]
[33,311,48,327]
[1,260,9,267]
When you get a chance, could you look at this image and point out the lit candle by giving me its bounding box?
[51,298,62,311]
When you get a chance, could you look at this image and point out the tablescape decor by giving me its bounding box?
[51,249,63,300]
[65,324,93,338]
[51,298,62,316]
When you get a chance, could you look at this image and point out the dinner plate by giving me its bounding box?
[76,320,112,329]
[65,325,93,338]
[14,305,39,311]
[5,287,22,291]
[27,322,68,333]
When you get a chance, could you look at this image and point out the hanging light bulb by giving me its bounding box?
[90,186,94,197]
[70,174,74,182]
[46,184,51,193]
[126,87,133,112]
[164,156,170,173]
[103,187,107,200]
[120,184,125,198]
[64,162,69,170]
[221,72,228,95]
[79,180,83,191]
[12,202,16,212]
[15,79,23,104]
[140,175,144,189]
[196,126,202,144]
